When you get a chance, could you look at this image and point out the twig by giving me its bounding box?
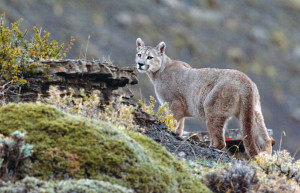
[0,87,11,95]
[188,142,197,160]
[84,35,90,60]
[39,27,43,36]
[226,144,240,158]
[279,131,286,151]
[8,90,34,96]
[79,44,82,58]
[293,146,300,159]
[174,133,197,153]
[233,140,243,157]
[217,148,228,164]
[0,80,12,89]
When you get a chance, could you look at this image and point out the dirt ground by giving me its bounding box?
[134,109,232,164]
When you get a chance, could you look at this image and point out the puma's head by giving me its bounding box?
[135,38,166,73]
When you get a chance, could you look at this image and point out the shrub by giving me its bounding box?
[254,150,300,184]
[138,96,177,131]
[38,86,139,130]
[0,103,211,193]
[256,173,300,193]
[202,154,300,193]
[0,131,33,180]
[202,160,260,193]
[0,13,74,87]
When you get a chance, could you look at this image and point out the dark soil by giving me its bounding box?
[133,109,232,163]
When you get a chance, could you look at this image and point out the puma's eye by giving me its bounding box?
[147,56,153,60]
[138,54,141,57]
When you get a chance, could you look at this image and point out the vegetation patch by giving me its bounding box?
[0,13,74,88]
[0,103,210,193]
[0,176,133,193]
[139,96,177,131]
[201,158,300,193]
[38,86,139,131]
[0,131,33,180]
[202,160,260,193]
[254,150,300,184]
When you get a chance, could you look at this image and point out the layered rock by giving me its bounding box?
[3,60,138,102]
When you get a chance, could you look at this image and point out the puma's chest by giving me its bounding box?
[153,83,176,105]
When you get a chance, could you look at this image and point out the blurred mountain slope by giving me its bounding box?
[0,0,299,156]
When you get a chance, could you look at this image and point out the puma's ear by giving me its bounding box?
[156,41,166,54]
[136,38,145,51]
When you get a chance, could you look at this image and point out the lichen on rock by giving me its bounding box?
[0,176,134,193]
[0,103,211,193]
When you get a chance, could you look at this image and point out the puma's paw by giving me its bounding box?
[175,129,183,136]
[210,143,226,150]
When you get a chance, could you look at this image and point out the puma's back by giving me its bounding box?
[135,38,272,158]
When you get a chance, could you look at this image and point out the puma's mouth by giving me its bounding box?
[136,63,149,72]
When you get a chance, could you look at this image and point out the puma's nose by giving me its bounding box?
[138,63,144,67]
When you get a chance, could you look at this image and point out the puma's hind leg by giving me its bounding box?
[206,115,228,150]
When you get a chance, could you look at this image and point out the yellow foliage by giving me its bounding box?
[38,86,139,131]
[0,13,74,86]
[139,96,177,131]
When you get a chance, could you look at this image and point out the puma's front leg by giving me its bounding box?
[176,118,185,136]
[170,100,186,136]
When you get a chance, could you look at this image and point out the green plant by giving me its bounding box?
[256,172,300,193]
[38,86,139,131]
[101,96,138,130]
[200,156,300,193]
[202,160,260,193]
[0,13,74,87]
[139,96,177,131]
[254,150,300,184]
[0,131,33,180]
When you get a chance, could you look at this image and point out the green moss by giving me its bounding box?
[0,103,211,193]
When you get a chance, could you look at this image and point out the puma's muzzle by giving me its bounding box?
[136,62,149,72]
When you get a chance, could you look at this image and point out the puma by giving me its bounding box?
[135,38,272,158]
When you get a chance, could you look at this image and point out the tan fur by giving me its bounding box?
[135,38,272,158]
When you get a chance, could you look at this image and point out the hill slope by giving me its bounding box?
[0,0,299,156]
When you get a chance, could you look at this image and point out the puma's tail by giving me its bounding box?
[240,87,259,158]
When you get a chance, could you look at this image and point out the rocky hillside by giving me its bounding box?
[0,90,299,192]
[0,0,299,156]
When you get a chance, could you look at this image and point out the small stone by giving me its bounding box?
[178,151,186,157]
[175,135,184,141]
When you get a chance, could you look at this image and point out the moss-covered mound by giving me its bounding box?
[0,103,210,193]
